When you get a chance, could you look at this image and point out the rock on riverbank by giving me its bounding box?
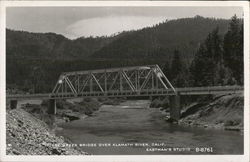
[6,108,87,155]
[178,94,243,130]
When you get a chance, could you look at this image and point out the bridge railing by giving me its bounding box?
[176,86,243,95]
[176,86,243,91]
[6,86,243,100]
[6,93,51,100]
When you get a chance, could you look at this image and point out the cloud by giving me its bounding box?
[7,7,243,39]
[65,16,170,39]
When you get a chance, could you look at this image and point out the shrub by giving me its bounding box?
[224,119,242,126]
[150,97,169,109]
[150,99,162,108]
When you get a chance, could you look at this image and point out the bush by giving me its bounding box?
[162,97,170,109]
[21,103,55,128]
[224,119,242,126]
[150,97,169,109]
[197,95,213,103]
[150,99,162,108]
[83,97,92,102]
[100,97,125,105]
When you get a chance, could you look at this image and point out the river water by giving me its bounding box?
[56,100,243,155]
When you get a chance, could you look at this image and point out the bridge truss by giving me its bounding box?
[51,65,176,98]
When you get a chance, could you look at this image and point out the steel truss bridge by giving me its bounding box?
[6,65,243,120]
[7,65,243,100]
[50,65,176,99]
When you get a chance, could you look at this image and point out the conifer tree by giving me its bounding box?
[170,49,189,87]
[190,27,223,86]
[171,49,182,80]
[163,61,172,82]
[223,15,243,84]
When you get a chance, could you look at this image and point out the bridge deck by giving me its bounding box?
[6,86,243,100]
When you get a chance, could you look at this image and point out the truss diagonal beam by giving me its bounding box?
[122,71,136,91]
[92,73,104,92]
[65,77,77,94]
[109,72,120,91]
[156,65,176,93]
[51,64,176,97]
[80,75,91,93]
[152,69,168,90]
[140,70,152,90]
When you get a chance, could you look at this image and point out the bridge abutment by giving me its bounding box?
[169,93,181,121]
[48,99,56,114]
[10,100,17,109]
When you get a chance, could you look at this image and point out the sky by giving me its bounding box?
[6,7,243,39]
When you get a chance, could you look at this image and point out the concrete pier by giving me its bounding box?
[10,100,17,109]
[48,99,56,114]
[169,93,181,120]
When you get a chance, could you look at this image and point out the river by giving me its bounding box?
[56,100,243,155]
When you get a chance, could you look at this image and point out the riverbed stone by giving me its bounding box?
[6,109,87,155]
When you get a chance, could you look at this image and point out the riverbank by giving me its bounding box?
[155,93,244,131]
[6,97,102,155]
[178,94,243,131]
[6,108,87,155]
[6,97,126,155]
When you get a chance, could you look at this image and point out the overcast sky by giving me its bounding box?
[6,7,243,39]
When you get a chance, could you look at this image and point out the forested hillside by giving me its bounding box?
[6,16,243,93]
[166,15,243,87]
[7,16,229,62]
[6,30,117,60]
[92,16,229,63]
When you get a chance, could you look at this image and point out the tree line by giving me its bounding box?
[163,15,243,87]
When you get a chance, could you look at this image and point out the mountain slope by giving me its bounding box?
[7,16,230,62]
[91,16,229,62]
[6,29,116,60]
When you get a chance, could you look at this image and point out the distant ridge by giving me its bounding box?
[7,16,229,62]
[91,16,229,62]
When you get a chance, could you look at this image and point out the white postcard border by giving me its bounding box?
[0,1,249,162]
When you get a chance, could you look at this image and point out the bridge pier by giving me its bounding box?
[169,93,181,121]
[48,99,56,114]
[10,100,17,109]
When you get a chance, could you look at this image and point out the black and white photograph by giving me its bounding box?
[0,1,249,162]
